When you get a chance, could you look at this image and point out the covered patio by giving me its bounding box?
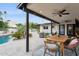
[18,3,79,56]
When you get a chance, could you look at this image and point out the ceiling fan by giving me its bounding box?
[52,9,70,17]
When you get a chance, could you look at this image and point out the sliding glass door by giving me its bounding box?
[59,24,65,35]
[67,24,75,36]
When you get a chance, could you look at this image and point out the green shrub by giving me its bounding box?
[12,31,23,40]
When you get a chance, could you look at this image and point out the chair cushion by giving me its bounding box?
[69,39,78,45]
[46,44,58,49]
[66,39,79,48]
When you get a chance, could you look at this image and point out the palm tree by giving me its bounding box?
[29,22,39,32]
[0,11,3,21]
[0,11,7,20]
[4,11,7,20]
[0,11,8,31]
[16,23,25,32]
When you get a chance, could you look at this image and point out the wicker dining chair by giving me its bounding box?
[58,35,68,56]
[44,35,60,56]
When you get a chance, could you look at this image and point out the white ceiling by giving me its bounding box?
[27,3,79,23]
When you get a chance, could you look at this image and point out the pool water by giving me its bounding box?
[0,35,11,44]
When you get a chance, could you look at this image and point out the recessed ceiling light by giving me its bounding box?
[40,11,42,13]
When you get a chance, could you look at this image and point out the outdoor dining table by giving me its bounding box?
[46,36,68,56]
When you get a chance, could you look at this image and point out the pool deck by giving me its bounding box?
[0,32,79,56]
[0,38,44,56]
[0,39,79,56]
[0,31,44,56]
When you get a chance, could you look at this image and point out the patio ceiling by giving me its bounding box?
[27,3,79,23]
[17,3,79,52]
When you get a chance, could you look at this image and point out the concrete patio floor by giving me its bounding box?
[0,38,79,56]
[0,31,79,56]
[0,31,44,56]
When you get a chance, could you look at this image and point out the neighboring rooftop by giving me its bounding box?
[7,20,17,28]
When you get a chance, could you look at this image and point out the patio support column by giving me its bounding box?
[24,5,29,52]
[26,11,29,52]
[51,21,53,35]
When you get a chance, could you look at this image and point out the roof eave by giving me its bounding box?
[17,3,60,24]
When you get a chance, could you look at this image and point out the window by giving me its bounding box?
[59,24,65,35]
[67,24,75,36]
[43,26,48,29]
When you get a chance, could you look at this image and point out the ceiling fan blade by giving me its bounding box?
[59,14,62,17]
[52,13,57,14]
[62,13,70,15]
[60,9,66,13]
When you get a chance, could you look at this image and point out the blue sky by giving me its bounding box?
[0,3,50,24]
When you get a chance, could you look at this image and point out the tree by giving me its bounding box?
[12,23,25,40]
[0,11,8,31]
[29,22,40,32]
[29,22,38,29]
[4,11,7,19]
[3,22,8,31]
[0,21,8,31]
[0,11,3,20]
[16,23,25,33]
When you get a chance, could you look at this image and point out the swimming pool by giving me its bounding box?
[0,35,11,44]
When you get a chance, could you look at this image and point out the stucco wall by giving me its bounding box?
[40,24,51,33]
[39,21,75,35]
[40,24,59,35]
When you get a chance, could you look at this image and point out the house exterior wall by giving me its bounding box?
[7,20,17,33]
[8,28,17,33]
[39,20,75,35]
[40,24,59,35]
[40,24,51,33]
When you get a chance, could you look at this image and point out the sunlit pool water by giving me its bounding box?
[0,35,11,44]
